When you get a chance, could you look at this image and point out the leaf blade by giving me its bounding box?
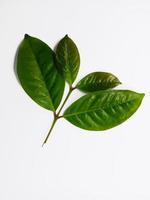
[64,90,144,131]
[55,35,80,84]
[76,72,121,92]
[17,34,65,111]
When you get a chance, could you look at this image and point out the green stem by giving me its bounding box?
[42,114,57,146]
[42,85,75,146]
[56,85,74,116]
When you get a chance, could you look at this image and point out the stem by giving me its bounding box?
[57,85,74,116]
[42,85,75,146]
[42,114,57,146]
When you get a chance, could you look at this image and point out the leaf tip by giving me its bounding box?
[65,34,69,38]
[117,81,122,85]
[136,92,145,102]
[24,34,30,39]
[141,93,145,98]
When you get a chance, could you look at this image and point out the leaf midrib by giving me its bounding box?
[64,40,73,83]
[64,96,140,117]
[26,38,55,110]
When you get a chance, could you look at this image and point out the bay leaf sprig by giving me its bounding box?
[16,34,144,146]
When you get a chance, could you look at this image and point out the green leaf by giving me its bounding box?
[76,72,121,92]
[64,90,144,131]
[17,34,65,111]
[55,35,80,85]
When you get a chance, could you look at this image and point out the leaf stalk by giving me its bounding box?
[42,85,75,146]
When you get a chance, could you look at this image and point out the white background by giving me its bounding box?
[0,0,149,199]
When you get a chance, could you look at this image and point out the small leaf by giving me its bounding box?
[76,72,121,92]
[55,35,80,85]
[17,34,65,111]
[64,90,144,131]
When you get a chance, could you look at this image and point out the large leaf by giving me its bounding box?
[64,90,144,131]
[76,72,121,92]
[17,34,65,111]
[55,35,80,85]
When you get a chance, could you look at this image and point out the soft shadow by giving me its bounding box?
[13,41,21,84]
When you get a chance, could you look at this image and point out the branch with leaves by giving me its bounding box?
[16,34,144,146]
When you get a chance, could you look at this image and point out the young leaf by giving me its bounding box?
[55,35,80,85]
[64,90,144,131]
[76,72,121,92]
[17,34,65,111]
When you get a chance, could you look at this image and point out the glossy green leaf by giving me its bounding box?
[55,35,80,85]
[76,72,121,92]
[64,90,144,131]
[17,34,65,111]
